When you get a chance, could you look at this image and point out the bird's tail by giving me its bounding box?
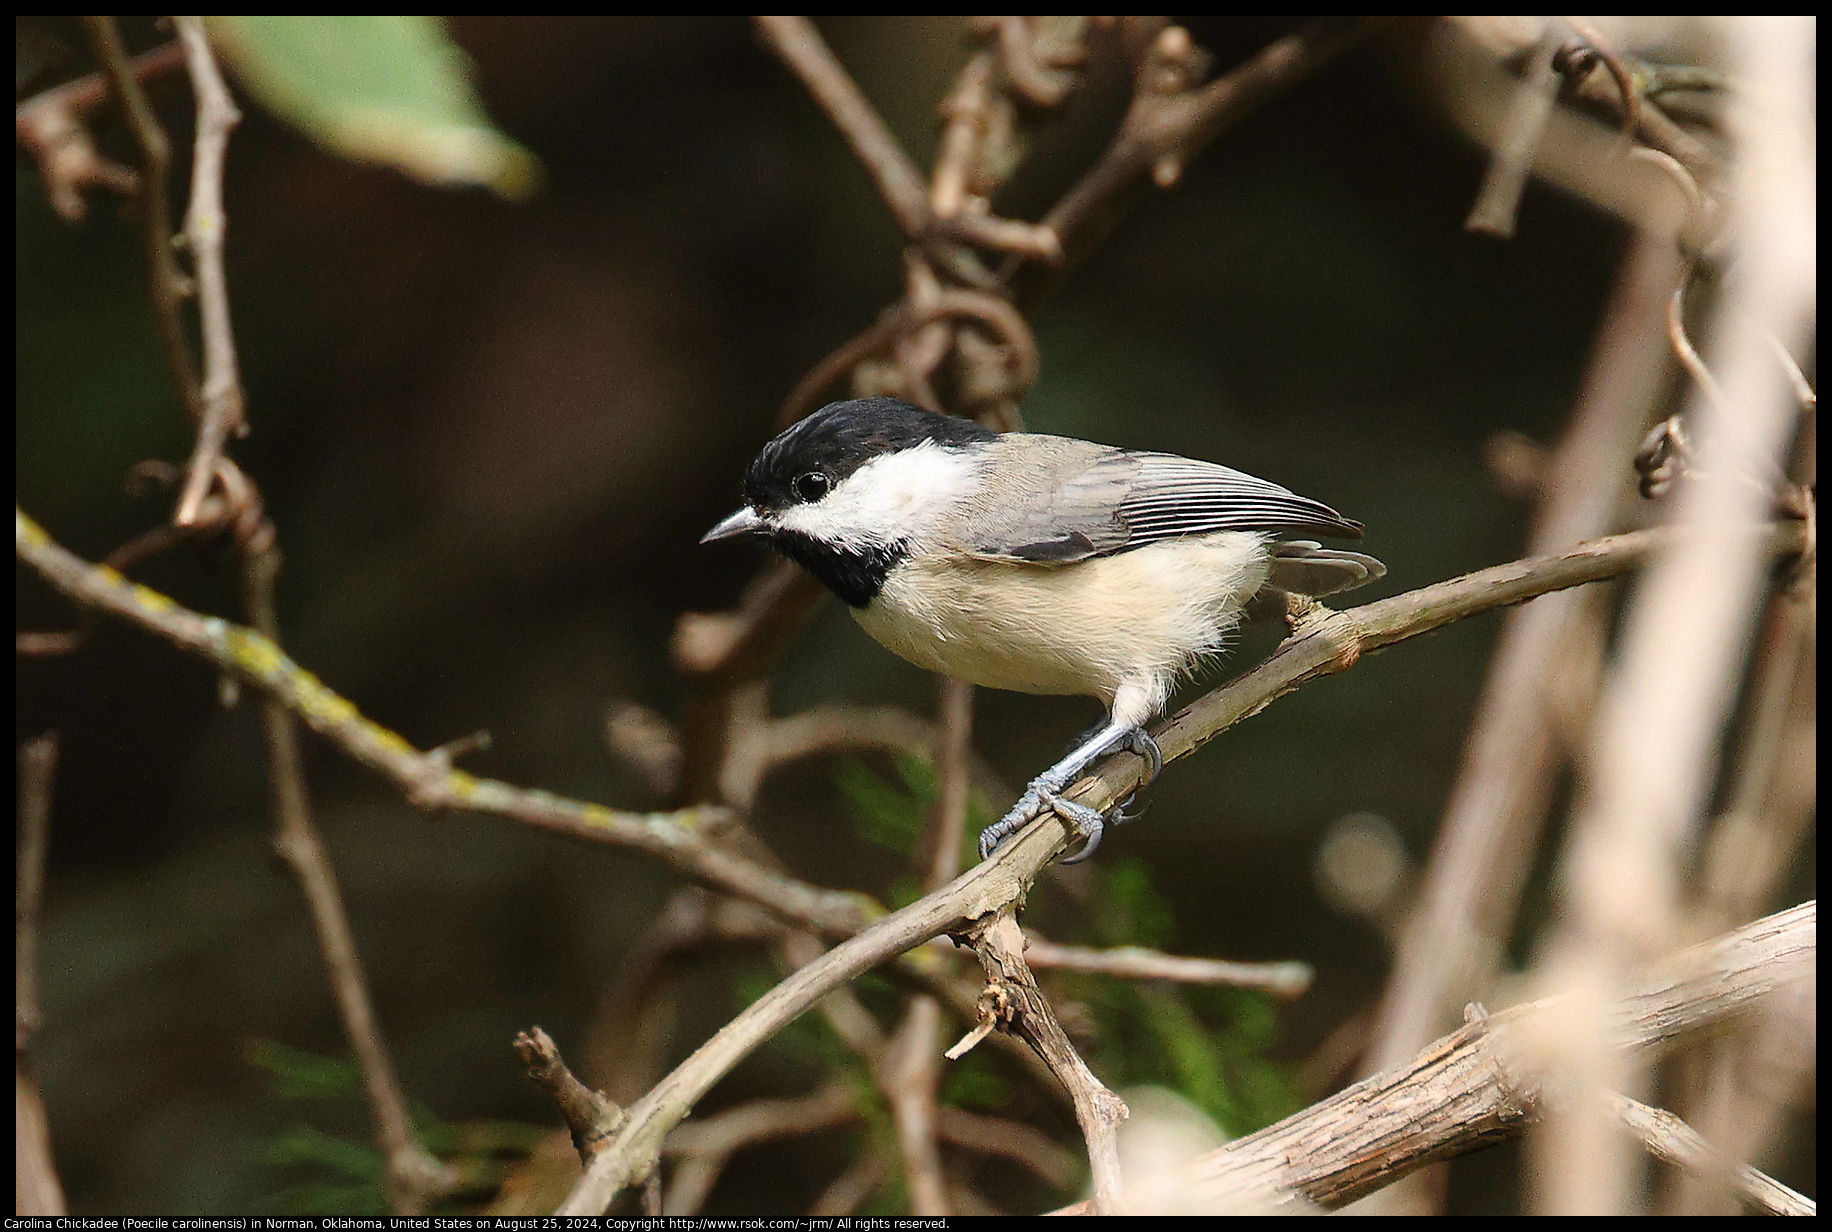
[1265,540,1387,597]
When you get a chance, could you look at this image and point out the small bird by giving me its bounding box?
[703,397,1383,863]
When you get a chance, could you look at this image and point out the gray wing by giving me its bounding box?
[954,437,1366,564]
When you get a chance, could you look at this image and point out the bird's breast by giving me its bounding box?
[850,534,1271,702]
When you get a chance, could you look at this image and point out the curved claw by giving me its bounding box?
[1111,727,1161,826]
[1055,817,1106,864]
[1112,795,1152,827]
[1046,792,1109,864]
[1127,728,1163,787]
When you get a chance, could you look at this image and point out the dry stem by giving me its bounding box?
[82,18,202,427]
[1049,902,1813,1214]
[171,17,248,527]
[15,734,66,1216]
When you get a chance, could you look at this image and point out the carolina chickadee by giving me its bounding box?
[703,397,1384,863]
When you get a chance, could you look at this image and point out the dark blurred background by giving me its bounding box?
[19,16,1654,1214]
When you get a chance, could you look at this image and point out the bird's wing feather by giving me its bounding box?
[953,439,1363,564]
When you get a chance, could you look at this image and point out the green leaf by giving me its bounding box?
[206,16,540,198]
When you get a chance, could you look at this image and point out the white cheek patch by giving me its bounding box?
[776,443,980,548]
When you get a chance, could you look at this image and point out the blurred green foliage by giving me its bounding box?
[244,1038,546,1215]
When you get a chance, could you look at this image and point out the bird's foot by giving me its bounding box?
[977,727,1165,861]
[978,785,1113,864]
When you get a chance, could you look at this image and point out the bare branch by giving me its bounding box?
[1022,938,1312,996]
[1667,283,1729,412]
[1070,522,1809,827]
[16,733,67,1216]
[1027,19,1383,275]
[553,810,1077,1213]
[955,911,1127,1212]
[13,43,180,220]
[1611,1090,1814,1216]
[81,18,202,427]
[170,17,248,527]
[885,998,950,1215]
[240,548,458,1213]
[15,735,58,1052]
[810,1153,889,1217]
[925,678,976,889]
[1465,28,1564,238]
[662,1084,857,1216]
[752,16,934,241]
[19,507,1808,944]
[936,1107,1077,1189]
[1049,902,1814,1214]
[16,509,877,938]
[515,1028,624,1166]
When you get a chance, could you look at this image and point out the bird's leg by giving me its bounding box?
[977,717,1157,863]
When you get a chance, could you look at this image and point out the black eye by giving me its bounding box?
[792,472,830,502]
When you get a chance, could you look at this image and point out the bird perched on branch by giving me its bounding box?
[703,397,1383,863]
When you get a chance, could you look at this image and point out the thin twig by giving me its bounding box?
[16,733,66,1216]
[583,887,785,1104]
[775,315,904,428]
[15,40,185,124]
[1697,589,1817,929]
[552,808,1077,1213]
[1610,1090,1814,1216]
[1661,975,1815,1216]
[925,678,975,888]
[1022,938,1312,996]
[885,998,950,1215]
[753,16,934,241]
[1071,522,1809,826]
[82,18,202,427]
[1022,19,1382,278]
[761,702,1008,806]
[16,520,188,656]
[811,1153,890,1216]
[242,548,458,1214]
[936,1107,1077,1188]
[19,498,1811,1218]
[515,1028,624,1166]
[662,1084,857,1216]
[885,673,977,1216]
[16,734,59,1053]
[929,49,995,219]
[1767,335,1816,413]
[1666,283,1729,412]
[671,559,827,682]
[16,508,880,935]
[956,911,1128,1213]
[1465,28,1564,238]
[14,43,180,221]
[171,17,247,527]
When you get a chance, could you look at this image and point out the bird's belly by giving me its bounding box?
[851,535,1268,702]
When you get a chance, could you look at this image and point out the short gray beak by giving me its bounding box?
[701,506,766,544]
